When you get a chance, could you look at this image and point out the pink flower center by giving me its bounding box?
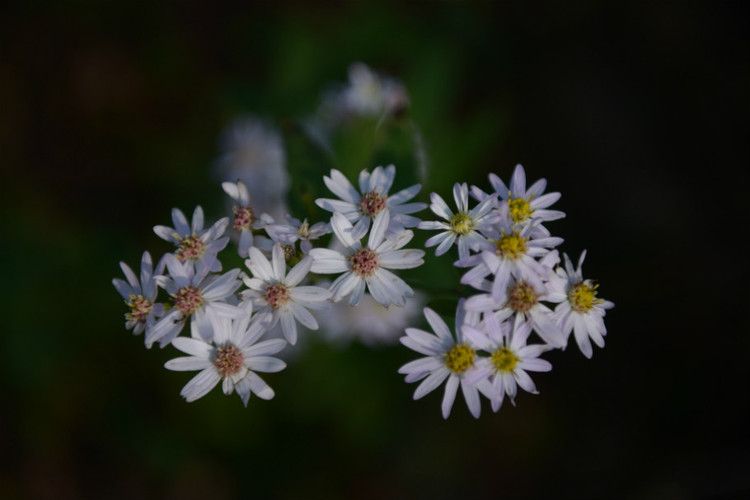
[506,281,539,313]
[233,205,254,231]
[176,235,206,262]
[265,283,291,309]
[359,190,387,217]
[174,286,204,315]
[126,294,152,323]
[213,344,244,378]
[350,248,379,277]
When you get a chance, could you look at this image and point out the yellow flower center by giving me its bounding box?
[450,213,474,235]
[176,235,206,262]
[491,347,519,373]
[125,294,152,323]
[508,197,534,224]
[495,232,527,260]
[444,343,476,374]
[568,281,601,313]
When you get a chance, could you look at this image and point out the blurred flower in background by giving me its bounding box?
[214,117,290,221]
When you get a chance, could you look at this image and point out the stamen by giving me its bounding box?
[350,248,379,277]
[495,232,527,260]
[507,281,539,313]
[445,343,476,374]
[176,235,206,262]
[568,281,601,313]
[265,283,291,309]
[213,344,244,378]
[450,213,474,235]
[359,190,387,217]
[233,205,254,231]
[173,286,204,315]
[125,294,152,323]
[508,197,534,224]
[491,347,519,373]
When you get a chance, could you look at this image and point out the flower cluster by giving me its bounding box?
[113,64,613,416]
[114,162,427,406]
[400,164,614,418]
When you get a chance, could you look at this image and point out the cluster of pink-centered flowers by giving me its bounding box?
[114,165,427,406]
[400,164,614,418]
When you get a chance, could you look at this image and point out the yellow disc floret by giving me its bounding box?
[444,343,476,374]
[450,213,474,235]
[491,346,519,373]
[568,281,602,313]
[495,232,528,260]
[508,197,534,224]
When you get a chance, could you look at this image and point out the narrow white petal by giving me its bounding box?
[441,375,460,419]
[181,367,221,402]
[165,356,213,372]
[414,368,450,400]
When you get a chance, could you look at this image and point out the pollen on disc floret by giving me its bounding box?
[174,285,204,315]
[444,343,476,374]
[495,231,528,260]
[568,281,602,313]
[264,283,291,309]
[359,190,387,217]
[126,294,153,324]
[507,280,539,313]
[508,197,535,224]
[213,344,245,378]
[176,235,207,262]
[491,347,520,373]
[349,248,379,277]
[450,212,474,236]
[233,205,254,231]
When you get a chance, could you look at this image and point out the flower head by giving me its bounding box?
[165,303,287,406]
[153,206,229,272]
[310,210,424,308]
[399,301,495,419]
[112,251,165,338]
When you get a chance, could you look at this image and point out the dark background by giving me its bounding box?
[1,2,748,499]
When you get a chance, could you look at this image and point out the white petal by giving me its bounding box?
[414,368,450,400]
[180,367,221,402]
[441,375,460,419]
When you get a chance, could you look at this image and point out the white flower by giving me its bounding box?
[153,206,229,272]
[463,315,553,411]
[222,180,266,258]
[547,250,614,358]
[309,210,424,308]
[112,251,165,337]
[242,244,332,346]
[315,165,427,240]
[148,255,244,348]
[398,302,495,419]
[418,183,497,262]
[165,304,287,406]
[472,164,565,227]
[460,219,562,299]
[264,215,331,255]
[214,116,289,221]
[465,275,567,349]
[318,288,425,346]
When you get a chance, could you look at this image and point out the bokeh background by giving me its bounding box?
[1,2,748,499]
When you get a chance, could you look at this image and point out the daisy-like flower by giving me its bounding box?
[153,206,229,272]
[315,165,427,240]
[164,303,287,406]
[465,275,566,349]
[418,183,497,262]
[399,302,495,419]
[463,315,553,411]
[309,210,424,308]
[547,250,614,358]
[242,244,332,346]
[460,219,563,300]
[340,62,409,118]
[112,251,165,337]
[265,215,330,255]
[471,164,565,227]
[147,255,244,348]
[222,180,265,258]
[214,116,289,221]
